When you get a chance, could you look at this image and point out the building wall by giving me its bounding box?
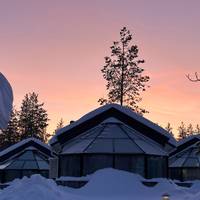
[59,154,167,179]
[169,167,200,181]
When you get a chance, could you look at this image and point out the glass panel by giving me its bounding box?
[6,161,24,169]
[169,168,182,180]
[86,139,113,153]
[147,156,167,178]
[98,125,128,139]
[17,151,34,160]
[83,155,113,175]
[114,139,143,153]
[23,161,38,169]
[60,155,81,177]
[170,157,186,167]
[183,158,199,167]
[22,170,37,177]
[114,155,145,176]
[4,170,21,182]
[39,170,49,178]
[134,139,165,156]
[182,168,200,181]
[80,127,102,139]
[37,161,49,170]
[34,154,46,161]
[62,139,93,154]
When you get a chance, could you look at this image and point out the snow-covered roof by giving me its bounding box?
[0,148,49,170]
[177,135,200,146]
[170,135,200,157]
[169,141,200,168]
[0,137,51,162]
[169,135,200,168]
[61,117,167,156]
[50,104,176,147]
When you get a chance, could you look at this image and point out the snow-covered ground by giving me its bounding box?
[0,168,199,200]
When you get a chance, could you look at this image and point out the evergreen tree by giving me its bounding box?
[18,92,49,142]
[0,108,20,148]
[195,124,200,134]
[186,123,194,136]
[165,122,173,135]
[177,122,187,140]
[98,27,150,114]
[54,118,64,133]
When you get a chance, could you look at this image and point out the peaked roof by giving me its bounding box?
[0,148,49,170]
[50,104,176,147]
[61,117,167,156]
[170,135,200,157]
[169,135,200,168]
[0,138,51,162]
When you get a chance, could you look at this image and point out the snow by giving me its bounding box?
[0,137,50,158]
[50,104,176,146]
[1,168,200,200]
[0,73,13,129]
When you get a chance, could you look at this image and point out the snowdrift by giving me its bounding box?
[0,168,200,200]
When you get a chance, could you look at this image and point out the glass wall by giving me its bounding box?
[60,154,167,178]
[1,169,49,183]
[147,156,167,178]
[59,155,81,177]
[83,154,113,175]
[114,155,145,177]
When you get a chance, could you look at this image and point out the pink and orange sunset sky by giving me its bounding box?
[1,0,200,137]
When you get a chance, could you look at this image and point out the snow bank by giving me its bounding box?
[0,168,200,200]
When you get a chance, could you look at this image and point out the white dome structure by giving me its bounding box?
[0,73,13,129]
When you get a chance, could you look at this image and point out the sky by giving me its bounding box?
[1,0,200,138]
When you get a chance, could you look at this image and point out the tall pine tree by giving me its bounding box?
[165,122,173,135]
[0,108,20,148]
[98,27,150,114]
[177,122,187,140]
[186,123,194,136]
[18,92,49,142]
[54,118,64,133]
[195,124,200,134]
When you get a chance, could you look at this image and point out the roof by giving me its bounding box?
[61,117,167,156]
[50,104,176,148]
[169,142,200,168]
[169,135,200,168]
[170,135,200,157]
[0,148,49,170]
[0,138,51,162]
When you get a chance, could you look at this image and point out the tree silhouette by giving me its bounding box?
[0,108,20,148]
[98,27,150,114]
[18,92,49,142]
[165,122,173,135]
[186,123,194,136]
[177,122,187,140]
[54,118,64,133]
[186,72,200,82]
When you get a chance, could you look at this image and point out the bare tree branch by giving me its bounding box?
[186,72,200,82]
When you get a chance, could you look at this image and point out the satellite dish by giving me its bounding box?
[0,73,13,129]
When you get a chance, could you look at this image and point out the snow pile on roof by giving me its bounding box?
[1,168,200,200]
[50,104,176,146]
[0,73,13,129]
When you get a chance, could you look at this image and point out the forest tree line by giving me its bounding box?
[164,122,200,140]
[0,92,49,149]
